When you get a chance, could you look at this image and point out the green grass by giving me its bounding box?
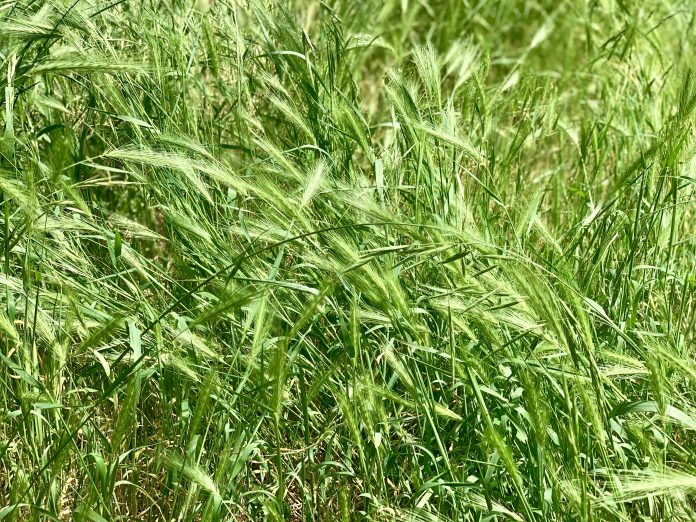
[1,0,696,519]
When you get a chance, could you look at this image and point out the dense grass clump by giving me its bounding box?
[1,0,696,520]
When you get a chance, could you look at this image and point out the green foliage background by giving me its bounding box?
[1,0,696,520]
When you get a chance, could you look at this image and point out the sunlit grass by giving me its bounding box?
[1,0,696,520]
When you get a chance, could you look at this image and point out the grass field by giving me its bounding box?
[1,0,696,520]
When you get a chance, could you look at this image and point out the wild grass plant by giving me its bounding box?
[1,0,696,520]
